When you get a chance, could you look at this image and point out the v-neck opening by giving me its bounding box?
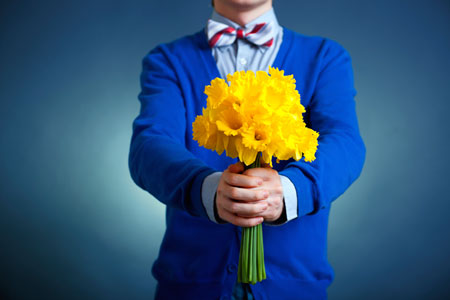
[196,26,292,80]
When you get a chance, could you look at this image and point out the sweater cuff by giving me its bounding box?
[279,166,315,218]
[189,168,217,219]
[201,172,223,223]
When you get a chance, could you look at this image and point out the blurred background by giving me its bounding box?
[1,0,449,299]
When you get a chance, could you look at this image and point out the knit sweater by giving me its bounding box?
[128,26,366,300]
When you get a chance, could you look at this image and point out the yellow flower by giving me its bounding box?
[241,123,272,152]
[216,105,245,136]
[192,68,319,166]
[192,114,218,150]
[204,78,229,109]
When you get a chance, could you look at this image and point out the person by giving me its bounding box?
[128,0,366,299]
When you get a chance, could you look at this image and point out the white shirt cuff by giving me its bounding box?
[280,175,298,222]
[201,172,222,223]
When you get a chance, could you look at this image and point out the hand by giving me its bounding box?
[215,162,284,226]
[216,162,269,227]
[243,163,284,223]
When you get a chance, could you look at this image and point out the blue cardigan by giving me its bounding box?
[129,27,366,300]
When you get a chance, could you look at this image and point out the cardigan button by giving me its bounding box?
[219,295,229,300]
[227,264,237,273]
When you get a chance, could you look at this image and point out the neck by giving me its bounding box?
[214,1,273,27]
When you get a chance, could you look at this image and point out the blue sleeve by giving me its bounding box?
[128,45,215,219]
[279,39,366,218]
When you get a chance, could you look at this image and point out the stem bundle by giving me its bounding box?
[237,153,266,284]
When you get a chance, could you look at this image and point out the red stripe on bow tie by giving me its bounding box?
[262,38,274,47]
[246,23,266,36]
[209,27,235,47]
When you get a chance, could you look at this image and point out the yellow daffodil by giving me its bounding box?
[193,67,319,166]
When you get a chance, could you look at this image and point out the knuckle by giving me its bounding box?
[259,204,267,213]
[259,191,268,199]
[253,192,260,201]
[229,188,239,199]
[230,203,239,213]
[276,186,283,194]
[228,175,237,186]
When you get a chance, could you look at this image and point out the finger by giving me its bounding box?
[228,162,245,174]
[223,172,263,188]
[223,185,269,202]
[222,199,268,217]
[220,209,264,227]
[244,168,275,180]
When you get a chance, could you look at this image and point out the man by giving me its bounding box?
[128,0,366,299]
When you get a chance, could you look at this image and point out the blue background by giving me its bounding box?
[1,0,449,299]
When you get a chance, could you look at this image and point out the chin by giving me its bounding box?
[221,0,271,9]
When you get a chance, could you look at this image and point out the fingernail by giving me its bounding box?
[258,181,263,186]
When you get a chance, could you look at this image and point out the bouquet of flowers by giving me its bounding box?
[193,67,319,284]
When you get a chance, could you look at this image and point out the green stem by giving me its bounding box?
[261,224,266,279]
[248,227,255,282]
[244,227,249,282]
[238,227,243,283]
[252,225,257,284]
[244,152,261,170]
[257,224,262,281]
[237,152,266,284]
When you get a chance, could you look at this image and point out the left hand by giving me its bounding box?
[242,163,284,222]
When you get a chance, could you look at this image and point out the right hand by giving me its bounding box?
[215,162,269,227]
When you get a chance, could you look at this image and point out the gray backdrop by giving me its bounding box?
[1,0,449,299]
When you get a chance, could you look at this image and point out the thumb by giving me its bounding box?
[228,162,245,174]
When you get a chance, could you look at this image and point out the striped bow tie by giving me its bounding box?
[207,19,274,48]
